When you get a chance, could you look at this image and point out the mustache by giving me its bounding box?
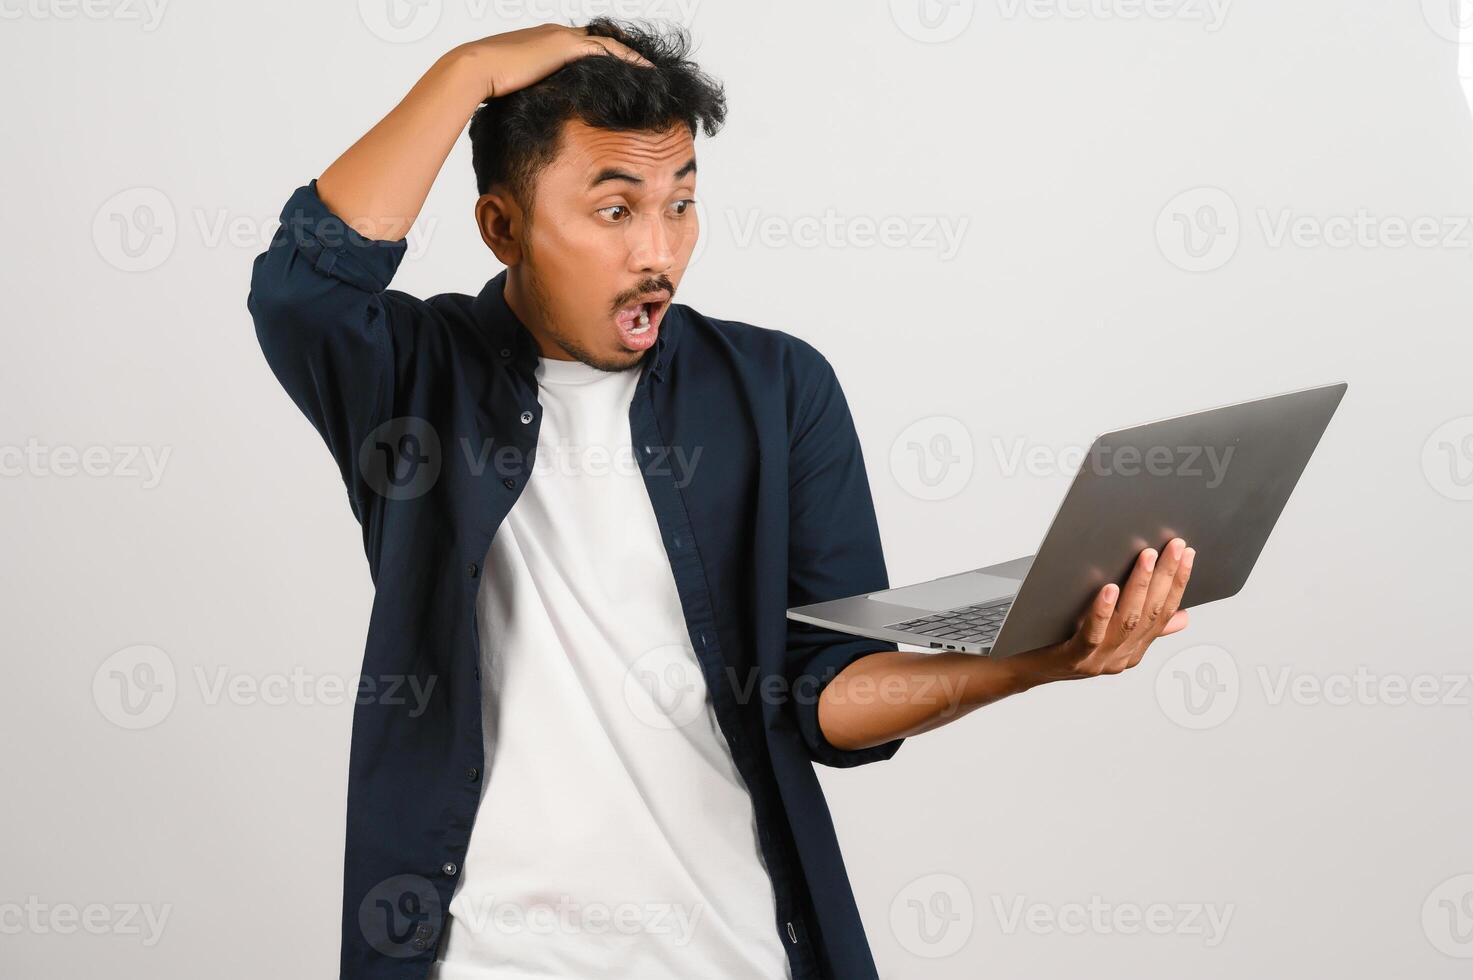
[611,274,675,313]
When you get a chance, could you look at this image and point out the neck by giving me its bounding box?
[504,267,575,361]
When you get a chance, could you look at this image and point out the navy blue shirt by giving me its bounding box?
[247,180,904,980]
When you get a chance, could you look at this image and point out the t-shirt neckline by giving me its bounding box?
[535,355,640,387]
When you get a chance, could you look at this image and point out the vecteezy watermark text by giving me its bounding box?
[0,898,171,946]
[991,894,1234,946]
[724,208,969,261]
[991,437,1235,488]
[995,0,1230,31]
[1157,186,1473,272]
[0,0,168,29]
[0,440,171,488]
[448,894,705,944]
[93,644,439,730]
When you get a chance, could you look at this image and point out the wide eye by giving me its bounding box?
[597,204,631,222]
[670,199,695,217]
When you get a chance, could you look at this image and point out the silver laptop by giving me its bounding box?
[787,383,1347,658]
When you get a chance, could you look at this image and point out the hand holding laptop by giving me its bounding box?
[788,383,1344,659]
[1010,536,1195,682]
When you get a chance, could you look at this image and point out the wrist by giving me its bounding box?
[947,649,1054,710]
[435,44,494,104]
[997,646,1071,690]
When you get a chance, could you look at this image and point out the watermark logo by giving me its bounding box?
[1156,186,1240,272]
[359,875,443,957]
[1259,665,1473,710]
[0,0,169,30]
[890,873,974,958]
[1160,186,1473,270]
[623,644,707,730]
[359,0,442,43]
[992,894,1234,945]
[0,440,172,488]
[990,437,1235,487]
[459,436,702,488]
[1258,210,1473,250]
[475,0,702,25]
[1154,644,1239,730]
[450,894,705,942]
[1431,0,1473,107]
[201,209,436,260]
[360,0,702,41]
[191,667,437,715]
[1421,0,1473,43]
[94,647,438,727]
[1160,654,1473,720]
[995,0,1231,31]
[360,417,443,501]
[724,208,969,261]
[1422,416,1473,501]
[94,192,437,272]
[890,0,976,43]
[0,898,172,945]
[890,416,974,501]
[93,188,176,273]
[1424,873,1473,958]
[93,645,177,730]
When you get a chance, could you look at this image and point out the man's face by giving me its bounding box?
[502,119,699,372]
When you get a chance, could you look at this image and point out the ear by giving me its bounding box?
[475,189,524,266]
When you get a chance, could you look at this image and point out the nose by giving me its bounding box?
[627,210,676,275]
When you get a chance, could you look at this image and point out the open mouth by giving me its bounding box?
[615,295,670,350]
[628,301,657,335]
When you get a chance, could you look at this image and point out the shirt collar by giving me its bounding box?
[472,269,679,383]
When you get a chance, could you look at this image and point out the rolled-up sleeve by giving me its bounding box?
[246,180,412,519]
[785,341,905,769]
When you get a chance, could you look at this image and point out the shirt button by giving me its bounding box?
[672,534,683,550]
[519,410,533,424]
[499,347,512,359]
[502,478,516,490]
[466,562,478,579]
[466,767,480,781]
[442,862,458,876]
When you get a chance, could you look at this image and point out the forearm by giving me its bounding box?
[316,45,489,241]
[816,649,1053,751]
[815,543,1197,752]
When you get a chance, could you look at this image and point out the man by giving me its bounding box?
[246,19,1194,980]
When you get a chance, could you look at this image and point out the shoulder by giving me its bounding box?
[378,287,476,324]
[374,287,481,351]
[672,302,842,390]
[672,304,854,441]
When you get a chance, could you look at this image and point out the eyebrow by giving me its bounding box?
[588,157,697,189]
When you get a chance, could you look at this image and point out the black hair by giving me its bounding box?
[468,19,727,214]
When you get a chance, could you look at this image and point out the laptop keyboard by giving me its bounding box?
[884,599,1014,645]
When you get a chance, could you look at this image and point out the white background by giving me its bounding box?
[3,0,1472,977]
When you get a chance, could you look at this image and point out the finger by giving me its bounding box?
[1140,537,1187,635]
[1157,546,1194,626]
[1159,608,1190,636]
[1125,544,1192,665]
[587,35,654,68]
[1107,547,1157,644]
[1075,583,1118,650]
[1128,605,1191,666]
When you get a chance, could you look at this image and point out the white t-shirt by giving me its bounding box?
[428,355,792,980]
